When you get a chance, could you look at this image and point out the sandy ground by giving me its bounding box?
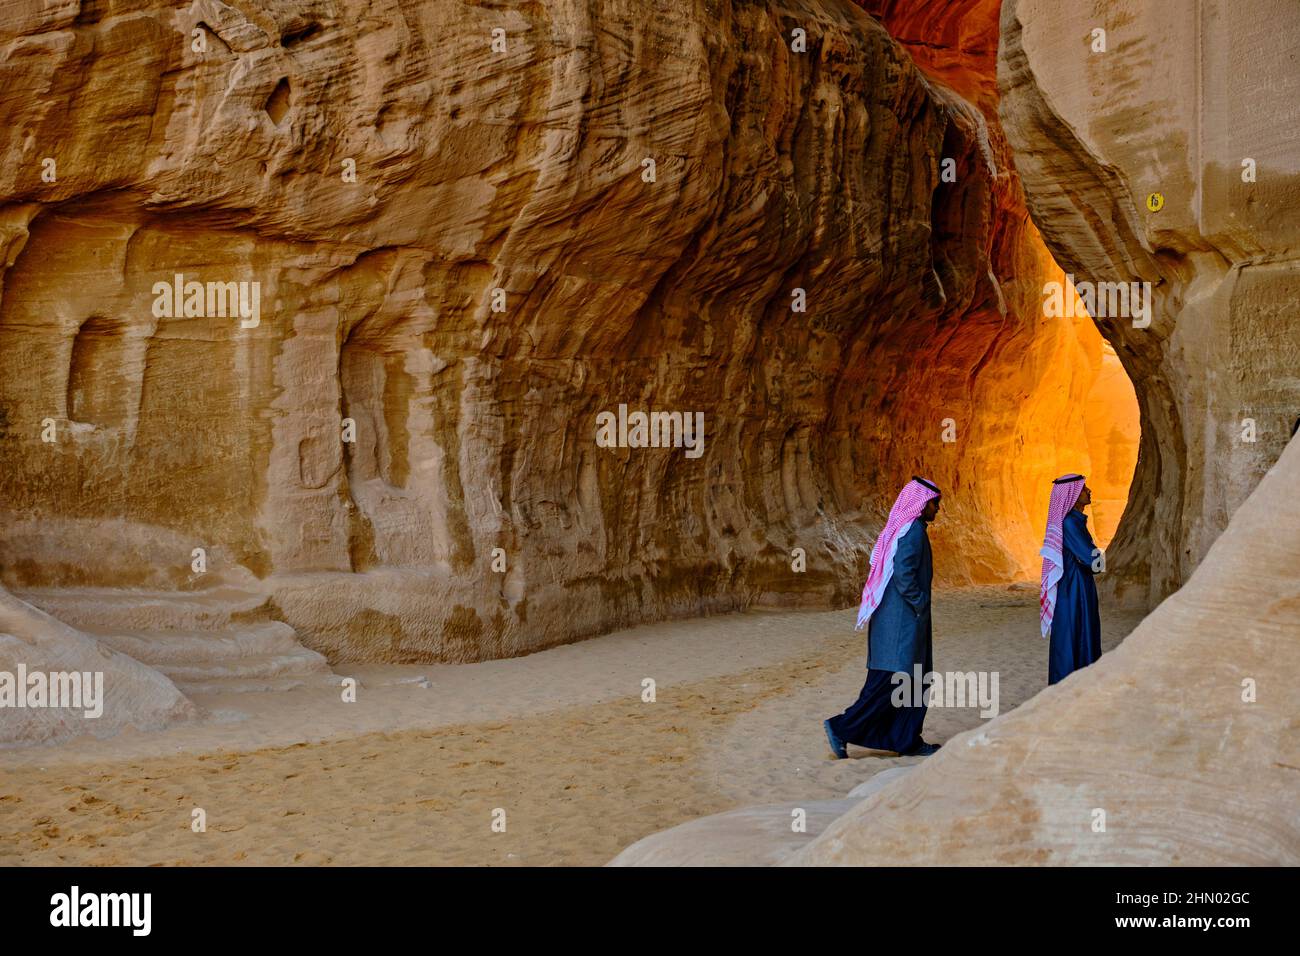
[0,585,1145,866]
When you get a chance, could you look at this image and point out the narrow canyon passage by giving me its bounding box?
[837,232,1142,585]
[827,0,1144,588]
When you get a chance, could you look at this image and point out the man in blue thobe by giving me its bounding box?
[1047,482,1102,684]
[824,477,942,758]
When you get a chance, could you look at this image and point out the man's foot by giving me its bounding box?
[823,719,848,759]
[902,739,941,756]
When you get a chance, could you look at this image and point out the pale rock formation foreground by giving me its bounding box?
[609,765,914,866]
[0,583,196,746]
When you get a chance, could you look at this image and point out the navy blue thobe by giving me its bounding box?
[827,521,933,753]
[1048,508,1102,684]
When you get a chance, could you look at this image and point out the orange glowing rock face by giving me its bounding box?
[857,0,1003,110]
[845,0,1140,583]
[1014,248,1140,565]
[1082,338,1141,549]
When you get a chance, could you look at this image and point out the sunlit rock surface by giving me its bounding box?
[998,0,1300,606]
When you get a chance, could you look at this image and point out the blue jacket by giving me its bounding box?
[1048,509,1102,684]
[867,520,934,674]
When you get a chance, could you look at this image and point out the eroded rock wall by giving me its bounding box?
[0,0,1129,664]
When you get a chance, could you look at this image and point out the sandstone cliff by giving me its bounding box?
[1,0,1126,679]
[0,0,1290,689]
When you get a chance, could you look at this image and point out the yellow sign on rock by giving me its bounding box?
[1145,192,1165,212]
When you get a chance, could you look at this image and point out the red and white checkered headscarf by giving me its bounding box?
[1039,474,1085,637]
[855,477,940,630]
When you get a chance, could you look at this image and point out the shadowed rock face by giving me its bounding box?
[0,0,1138,667]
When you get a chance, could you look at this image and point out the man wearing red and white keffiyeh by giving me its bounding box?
[855,477,941,630]
[823,477,943,759]
[1040,474,1103,684]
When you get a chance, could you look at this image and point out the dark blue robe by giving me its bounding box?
[866,521,933,675]
[827,521,933,753]
[1048,509,1102,685]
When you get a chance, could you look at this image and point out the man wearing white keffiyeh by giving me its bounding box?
[823,476,942,759]
[1040,474,1103,684]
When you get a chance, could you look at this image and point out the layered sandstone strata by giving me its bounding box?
[0,0,1132,678]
